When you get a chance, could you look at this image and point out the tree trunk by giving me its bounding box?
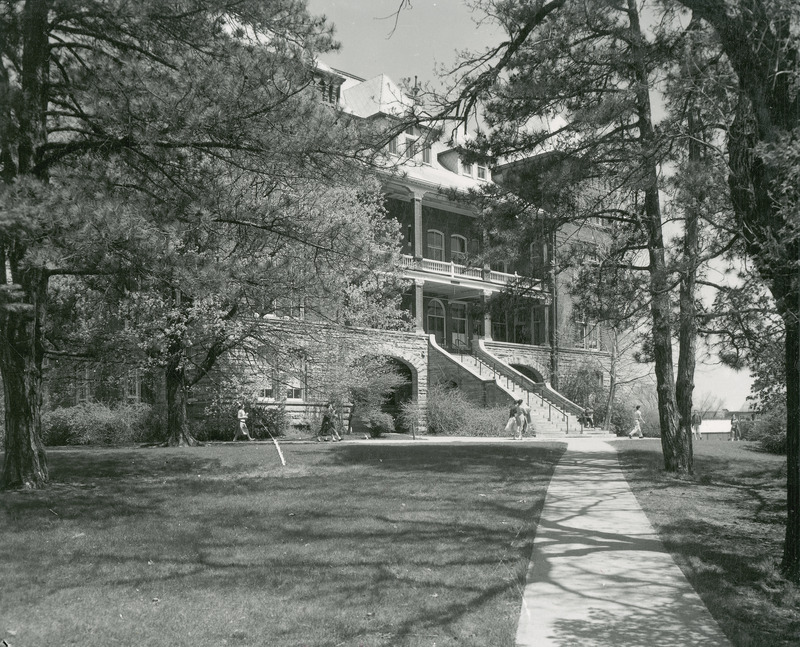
[626,0,682,471]
[674,109,704,477]
[1,269,49,488]
[779,270,800,579]
[165,353,198,446]
[603,327,618,431]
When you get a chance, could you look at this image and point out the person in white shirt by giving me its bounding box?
[628,405,644,438]
[233,403,253,441]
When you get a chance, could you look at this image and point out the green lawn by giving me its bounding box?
[617,439,800,647]
[0,441,564,647]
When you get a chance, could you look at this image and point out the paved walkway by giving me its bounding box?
[515,438,732,647]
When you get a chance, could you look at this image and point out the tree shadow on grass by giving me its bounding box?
[0,442,567,647]
[616,445,798,646]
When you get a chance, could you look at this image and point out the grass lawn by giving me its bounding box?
[616,439,800,647]
[0,440,564,647]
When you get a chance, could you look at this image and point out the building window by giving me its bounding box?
[530,241,549,279]
[286,377,303,400]
[75,366,90,404]
[462,161,473,177]
[514,305,531,345]
[490,260,508,273]
[532,305,547,345]
[427,230,444,261]
[427,299,446,344]
[422,145,431,164]
[451,235,467,264]
[259,386,274,400]
[405,137,417,159]
[125,369,141,402]
[477,164,487,180]
[388,137,398,155]
[276,296,303,319]
[573,314,601,350]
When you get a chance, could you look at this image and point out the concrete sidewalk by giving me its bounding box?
[516,438,732,647]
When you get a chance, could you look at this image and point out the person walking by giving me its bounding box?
[519,399,533,438]
[505,400,522,439]
[691,410,703,440]
[233,403,253,441]
[628,405,644,438]
[730,414,741,441]
[318,402,342,442]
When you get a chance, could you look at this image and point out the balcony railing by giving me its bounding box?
[401,254,533,287]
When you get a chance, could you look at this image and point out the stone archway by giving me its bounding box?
[511,363,545,383]
[350,330,429,433]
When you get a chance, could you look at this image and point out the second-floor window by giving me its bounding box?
[477,164,487,180]
[462,161,473,177]
[427,230,444,261]
[451,235,467,264]
[422,145,431,164]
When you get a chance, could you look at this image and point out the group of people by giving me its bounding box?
[232,401,343,442]
[632,407,744,441]
[505,399,534,439]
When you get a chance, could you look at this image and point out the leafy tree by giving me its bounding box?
[0,0,395,486]
[671,0,800,579]
[422,0,699,471]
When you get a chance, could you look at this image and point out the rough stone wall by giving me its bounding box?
[484,342,553,382]
[485,341,612,386]
[248,320,430,432]
[428,345,511,408]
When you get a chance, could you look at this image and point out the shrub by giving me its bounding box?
[42,402,154,446]
[250,405,288,438]
[749,404,786,454]
[425,384,509,437]
[426,384,467,435]
[358,410,395,438]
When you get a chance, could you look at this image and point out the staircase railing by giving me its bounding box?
[474,340,585,433]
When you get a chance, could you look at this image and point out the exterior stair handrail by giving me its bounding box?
[475,339,585,432]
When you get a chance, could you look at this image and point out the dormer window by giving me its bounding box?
[462,161,473,177]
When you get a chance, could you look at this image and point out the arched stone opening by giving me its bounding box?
[511,363,545,383]
[382,357,414,431]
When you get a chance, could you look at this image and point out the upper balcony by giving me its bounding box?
[400,254,549,300]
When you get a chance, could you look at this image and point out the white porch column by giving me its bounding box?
[413,196,423,258]
[415,278,425,333]
[482,289,493,341]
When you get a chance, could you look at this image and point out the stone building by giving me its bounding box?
[249,67,614,437]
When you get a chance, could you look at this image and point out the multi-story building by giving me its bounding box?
[249,66,613,436]
[47,65,613,439]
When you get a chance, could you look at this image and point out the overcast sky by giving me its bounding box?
[305,0,754,410]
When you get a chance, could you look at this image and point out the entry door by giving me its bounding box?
[450,302,468,349]
[427,299,445,345]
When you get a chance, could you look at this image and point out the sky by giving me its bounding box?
[305,0,754,410]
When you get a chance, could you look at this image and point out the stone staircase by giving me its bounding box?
[433,337,614,438]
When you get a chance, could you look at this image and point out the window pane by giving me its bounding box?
[427,230,444,261]
[451,235,467,263]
